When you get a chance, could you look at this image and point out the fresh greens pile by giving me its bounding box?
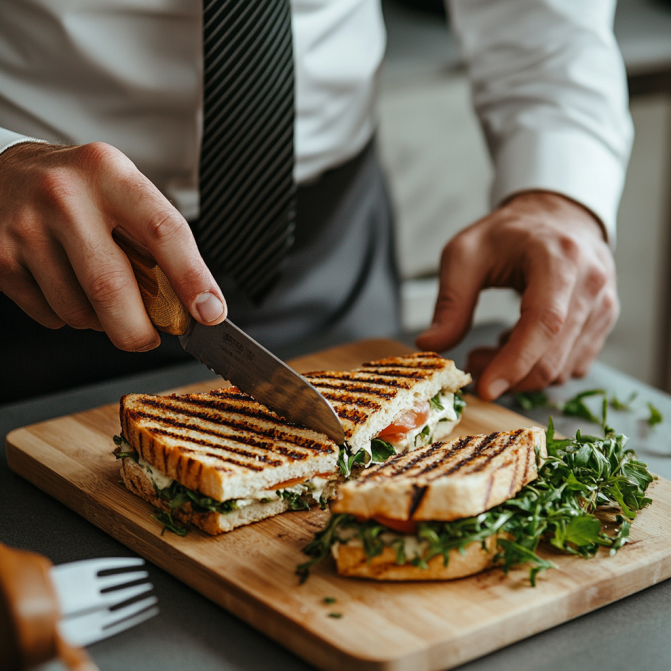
[514,389,662,428]
[297,416,654,585]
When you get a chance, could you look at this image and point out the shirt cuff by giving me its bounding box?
[491,128,625,246]
[0,129,49,156]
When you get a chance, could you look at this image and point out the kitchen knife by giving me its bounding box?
[112,228,345,444]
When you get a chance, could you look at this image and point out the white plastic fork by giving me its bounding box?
[50,557,151,617]
[49,556,159,646]
[58,593,159,647]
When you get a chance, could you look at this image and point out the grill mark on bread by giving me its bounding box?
[356,439,463,482]
[319,392,382,411]
[149,429,268,471]
[355,430,530,485]
[337,406,369,425]
[131,409,313,461]
[172,395,293,426]
[358,367,435,381]
[132,399,333,453]
[307,380,398,400]
[464,430,525,474]
[362,361,444,371]
[408,484,428,519]
[307,372,415,390]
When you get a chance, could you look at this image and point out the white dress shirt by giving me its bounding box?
[0,0,631,237]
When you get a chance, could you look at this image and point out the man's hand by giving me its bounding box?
[416,192,618,400]
[0,142,226,351]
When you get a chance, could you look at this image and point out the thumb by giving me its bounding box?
[416,238,486,352]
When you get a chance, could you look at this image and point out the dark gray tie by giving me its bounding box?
[196,0,296,303]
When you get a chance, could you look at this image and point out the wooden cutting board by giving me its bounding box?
[7,338,671,671]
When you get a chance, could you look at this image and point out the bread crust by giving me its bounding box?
[119,457,291,535]
[333,534,501,581]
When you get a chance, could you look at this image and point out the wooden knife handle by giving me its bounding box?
[112,228,192,336]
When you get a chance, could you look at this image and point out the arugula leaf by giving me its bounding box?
[415,425,431,448]
[370,438,396,463]
[154,480,238,515]
[610,391,638,411]
[453,390,466,417]
[647,402,663,428]
[298,415,654,585]
[561,390,605,425]
[276,489,310,511]
[429,393,444,412]
[114,451,139,462]
[151,510,188,537]
[337,444,367,479]
[514,391,551,411]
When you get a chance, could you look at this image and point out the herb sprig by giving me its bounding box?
[514,389,663,429]
[297,418,654,585]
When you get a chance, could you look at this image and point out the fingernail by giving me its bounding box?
[195,292,225,323]
[136,340,160,352]
[488,378,509,399]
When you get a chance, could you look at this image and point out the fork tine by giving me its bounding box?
[95,581,154,609]
[59,597,159,647]
[107,594,159,624]
[97,570,149,591]
[54,557,144,580]
[97,605,160,641]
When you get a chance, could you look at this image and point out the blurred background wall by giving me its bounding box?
[379,0,671,389]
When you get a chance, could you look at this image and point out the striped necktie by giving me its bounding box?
[195,0,296,303]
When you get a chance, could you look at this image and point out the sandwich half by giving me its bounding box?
[305,352,470,477]
[115,388,340,535]
[300,427,547,581]
[114,351,469,536]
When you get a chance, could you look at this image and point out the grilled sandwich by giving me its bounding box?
[302,427,547,580]
[114,351,469,536]
[304,352,470,476]
[115,388,340,535]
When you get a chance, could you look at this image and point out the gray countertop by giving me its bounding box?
[2,324,671,671]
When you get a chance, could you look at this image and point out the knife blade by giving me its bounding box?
[112,228,345,444]
[179,318,344,443]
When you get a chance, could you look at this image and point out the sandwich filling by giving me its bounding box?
[114,436,334,516]
[338,390,465,478]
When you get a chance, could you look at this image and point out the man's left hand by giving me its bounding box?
[416,191,619,401]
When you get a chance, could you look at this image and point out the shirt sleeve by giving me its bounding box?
[447,0,633,243]
[0,128,49,156]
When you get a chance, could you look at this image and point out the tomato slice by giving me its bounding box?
[269,477,306,490]
[377,400,430,444]
[356,514,418,534]
[269,472,336,490]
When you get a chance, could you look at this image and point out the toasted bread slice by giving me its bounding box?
[333,533,503,581]
[305,352,470,454]
[119,457,292,535]
[120,387,339,502]
[332,427,546,521]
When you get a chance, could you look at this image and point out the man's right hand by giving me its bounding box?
[0,141,226,351]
